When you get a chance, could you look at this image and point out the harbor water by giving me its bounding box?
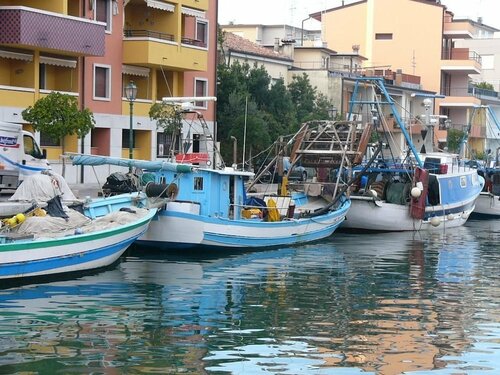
[0,219,499,374]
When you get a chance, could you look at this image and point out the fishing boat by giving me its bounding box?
[341,77,484,231]
[461,106,500,218]
[69,102,370,249]
[0,172,156,280]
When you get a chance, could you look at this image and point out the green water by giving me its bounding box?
[0,220,499,374]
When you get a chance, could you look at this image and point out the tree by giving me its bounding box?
[149,102,184,156]
[446,128,465,153]
[22,92,95,177]
[473,81,494,91]
[288,73,317,125]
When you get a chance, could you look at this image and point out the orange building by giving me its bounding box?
[311,0,494,150]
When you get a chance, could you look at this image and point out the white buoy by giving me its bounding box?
[447,214,454,221]
[369,189,378,198]
[411,187,422,198]
[430,217,440,227]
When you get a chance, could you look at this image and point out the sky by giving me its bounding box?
[218,0,500,31]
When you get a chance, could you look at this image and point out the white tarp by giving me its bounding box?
[10,172,77,202]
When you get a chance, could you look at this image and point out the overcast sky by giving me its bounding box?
[218,0,500,30]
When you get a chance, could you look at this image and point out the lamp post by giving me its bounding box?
[125,81,137,169]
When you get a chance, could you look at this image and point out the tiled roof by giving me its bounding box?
[222,32,293,62]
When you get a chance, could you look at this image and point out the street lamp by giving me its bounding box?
[125,81,137,167]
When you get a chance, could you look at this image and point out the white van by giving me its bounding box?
[0,121,50,190]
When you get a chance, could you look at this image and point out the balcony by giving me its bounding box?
[468,86,500,104]
[439,88,481,108]
[441,48,481,74]
[0,6,105,56]
[180,0,209,10]
[123,29,207,71]
[443,20,474,39]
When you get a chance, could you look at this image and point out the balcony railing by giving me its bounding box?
[181,37,206,48]
[124,29,175,42]
[468,86,499,99]
[442,48,481,64]
[444,86,500,100]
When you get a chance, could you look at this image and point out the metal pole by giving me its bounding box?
[242,96,248,169]
[129,100,133,171]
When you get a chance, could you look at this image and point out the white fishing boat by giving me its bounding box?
[341,77,484,231]
[0,172,156,280]
[462,107,500,219]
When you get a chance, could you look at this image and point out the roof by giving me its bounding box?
[310,0,444,21]
[222,32,293,62]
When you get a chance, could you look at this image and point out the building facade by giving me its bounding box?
[312,0,500,157]
[0,0,217,184]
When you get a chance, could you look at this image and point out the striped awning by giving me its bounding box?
[122,64,150,77]
[0,49,33,62]
[40,56,77,68]
[146,0,175,12]
[181,6,205,18]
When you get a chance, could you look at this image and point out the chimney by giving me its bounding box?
[281,38,295,60]
[395,69,403,85]
[274,37,280,52]
[352,44,360,54]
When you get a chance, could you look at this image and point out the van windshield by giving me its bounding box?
[23,135,43,159]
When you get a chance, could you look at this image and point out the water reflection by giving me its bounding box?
[0,225,498,374]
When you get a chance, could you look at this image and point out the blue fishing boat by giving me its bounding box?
[341,77,484,231]
[70,152,351,249]
[69,93,377,249]
[0,173,156,280]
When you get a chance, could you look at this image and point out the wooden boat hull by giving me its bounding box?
[0,195,156,280]
[137,199,350,249]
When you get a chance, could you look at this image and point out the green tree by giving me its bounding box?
[22,92,95,177]
[446,128,465,153]
[149,102,184,155]
[473,81,494,91]
[288,73,317,124]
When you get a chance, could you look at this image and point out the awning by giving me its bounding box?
[40,56,77,68]
[122,64,150,77]
[0,49,33,62]
[146,0,175,12]
[181,6,205,18]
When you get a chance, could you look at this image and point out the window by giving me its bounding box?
[157,132,180,157]
[94,64,111,100]
[481,55,494,70]
[39,132,60,147]
[95,0,112,32]
[39,64,46,90]
[194,177,204,191]
[23,135,43,158]
[122,129,135,149]
[196,20,208,47]
[194,78,208,108]
[375,33,393,40]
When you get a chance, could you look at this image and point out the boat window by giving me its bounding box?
[160,176,166,184]
[194,177,203,191]
[460,176,467,188]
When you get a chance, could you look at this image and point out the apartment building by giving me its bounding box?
[221,24,321,48]
[312,0,500,155]
[0,0,216,183]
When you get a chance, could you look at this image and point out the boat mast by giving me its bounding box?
[349,77,424,168]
